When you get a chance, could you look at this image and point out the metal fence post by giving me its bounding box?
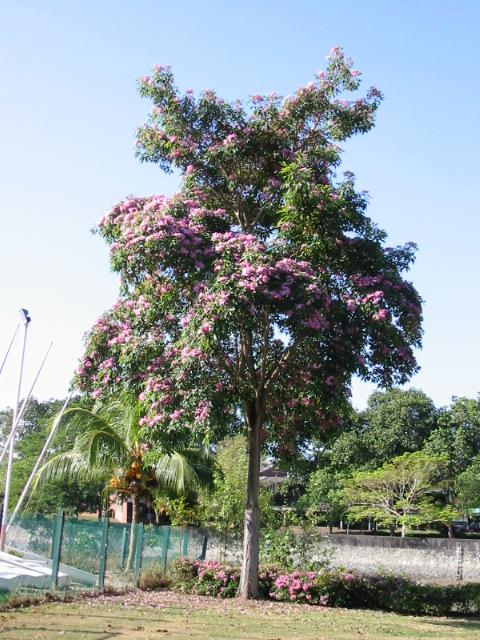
[181,528,189,556]
[199,535,208,560]
[97,517,110,592]
[162,526,171,573]
[134,523,144,586]
[50,511,65,592]
[118,526,128,569]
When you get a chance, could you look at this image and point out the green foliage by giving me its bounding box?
[342,451,457,534]
[198,436,275,534]
[425,396,480,475]
[260,526,333,572]
[329,389,437,472]
[299,468,346,527]
[423,396,480,522]
[456,455,480,514]
[35,398,211,512]
[198,436,247,533]
[163,496,199,526]
[0,396,101,515]
[260,529,296,569]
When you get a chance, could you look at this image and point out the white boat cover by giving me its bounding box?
[0,551,68,590]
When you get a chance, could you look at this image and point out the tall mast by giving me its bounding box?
[0,310,31,550]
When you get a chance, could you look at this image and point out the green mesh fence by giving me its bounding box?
[6,514,208,592]
[60,518,104,575]
[6,514,55,558]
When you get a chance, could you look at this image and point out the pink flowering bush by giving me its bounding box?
[77,48,423,597]
[170,558,240,598]
[196,560,240,598]
[169,559,480,615]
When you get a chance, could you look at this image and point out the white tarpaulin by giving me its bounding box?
[0,551,68,590]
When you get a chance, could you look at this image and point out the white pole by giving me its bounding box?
[7,391,74,531]
[0,342,53,467]
[0,314,30,549]
[0,324,19,381]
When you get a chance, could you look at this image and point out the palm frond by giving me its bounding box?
[154,449,214,494]
[34,450,108,487]
[76,425,127,467]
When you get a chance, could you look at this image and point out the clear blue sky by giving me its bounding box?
[0,0,478,411]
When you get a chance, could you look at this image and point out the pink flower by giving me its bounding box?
[325,375,336,386]
[303,312,330,331]
[346,299,358,313]
[374,308,389,322]
[186,164,195,174]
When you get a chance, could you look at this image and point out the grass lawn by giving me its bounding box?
[2,591,480,639]
[0,592,480,640]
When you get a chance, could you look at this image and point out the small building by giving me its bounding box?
[259,463,288,494]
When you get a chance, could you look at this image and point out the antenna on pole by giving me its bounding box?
[0,309,31,550]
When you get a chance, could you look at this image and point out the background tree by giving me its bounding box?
[424,396,480,536]
[342,452,456,536]
[425,397,480,474]
[76,49,423,597]
[455,455,480,519]
[328,389,437,472]
[198,436,275,555]
[299,467,346,532]
[0,397,101,517]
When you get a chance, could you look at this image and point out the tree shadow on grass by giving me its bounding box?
[423,617,480,631]
[0,627,120,639]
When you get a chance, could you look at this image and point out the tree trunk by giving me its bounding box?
[328,523,333,534]
[401,523,406,538]
[125,492,139,571]
[239,402,261,599]
[448,522,455,539]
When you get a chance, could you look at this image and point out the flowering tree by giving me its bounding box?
[76,48,422,597]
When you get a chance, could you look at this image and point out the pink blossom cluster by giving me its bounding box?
[272,571,319,602]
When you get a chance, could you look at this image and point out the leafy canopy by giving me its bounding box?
[342,451,457,533]
[329,388,437,471]
[76,48,422,458]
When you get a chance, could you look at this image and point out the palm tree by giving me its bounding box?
[35,397,212,569]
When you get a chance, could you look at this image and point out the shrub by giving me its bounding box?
[260,526,333,572]
[169,558,240,598]
[260,530,296,570]
[138,564,171,591]
[168,557,199,593]
[169,559,480,616]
